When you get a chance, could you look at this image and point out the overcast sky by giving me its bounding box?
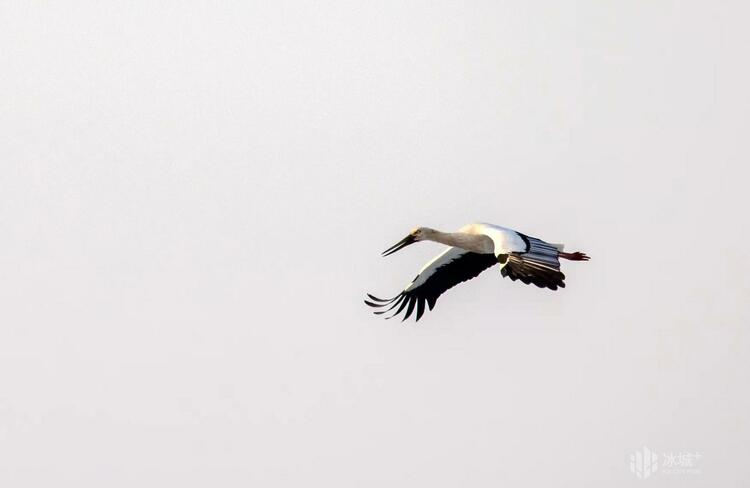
[2,1,749,486]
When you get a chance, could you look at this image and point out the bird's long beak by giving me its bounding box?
[382,234,417,257]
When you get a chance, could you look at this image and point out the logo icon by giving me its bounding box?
[630,446,659,479]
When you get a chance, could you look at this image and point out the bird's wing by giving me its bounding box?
[500,236,565,290]
[365,247,498,322]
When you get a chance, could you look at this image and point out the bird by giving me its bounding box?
[365,223,590,322]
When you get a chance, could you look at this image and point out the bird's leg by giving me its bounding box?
[559,251,590,261]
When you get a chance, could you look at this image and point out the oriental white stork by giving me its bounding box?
[365,223,589,322]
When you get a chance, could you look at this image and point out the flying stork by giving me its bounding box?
[365,223,590,322]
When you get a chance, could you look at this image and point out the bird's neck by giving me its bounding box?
[427,230,493,254]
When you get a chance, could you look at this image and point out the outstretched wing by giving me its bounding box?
[365,248,498,322]
[499,235,565,290]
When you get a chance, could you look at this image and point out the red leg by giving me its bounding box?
[559,251,590,261]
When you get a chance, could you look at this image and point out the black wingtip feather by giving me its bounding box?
[415,298,426,322]
[402,297,417,321]
[367,294,393,302]
[375,294,405,314]
[386,295,410,320]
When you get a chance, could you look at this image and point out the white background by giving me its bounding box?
[2,2,749,486]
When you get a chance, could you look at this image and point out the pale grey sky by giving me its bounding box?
[1,1,749,486]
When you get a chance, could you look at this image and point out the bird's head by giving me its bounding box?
[382,227,433,256]
[411,227,438,240]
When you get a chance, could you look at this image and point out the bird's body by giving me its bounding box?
[448,223,530,254]
[366,223,589,322]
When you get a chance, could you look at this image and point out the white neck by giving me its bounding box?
[426,230,494,254]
